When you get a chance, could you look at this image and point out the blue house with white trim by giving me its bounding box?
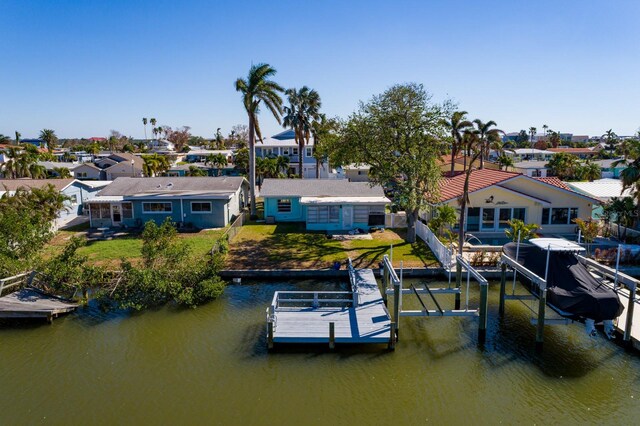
[87,177,248,229]
[260,179,390,231]
[256,130,330,178]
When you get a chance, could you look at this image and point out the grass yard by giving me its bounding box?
[47,227,225,268]
[225,222,438,269]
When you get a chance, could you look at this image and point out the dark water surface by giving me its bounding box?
[0,279,638,425]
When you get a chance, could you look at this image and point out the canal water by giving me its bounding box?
[0,279,638,425]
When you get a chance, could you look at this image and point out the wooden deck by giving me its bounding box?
[268,268,391,345]
[0,288,79,321]
[613,286,640,350]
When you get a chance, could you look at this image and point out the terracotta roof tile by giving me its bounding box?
[437,169,522,202]
[533,177,571,190]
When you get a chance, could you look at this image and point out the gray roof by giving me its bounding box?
[98,176,246,196]
[260,178,385,197]
[0,178,75,192]
[513,160,548,169]
[37,161,77,170]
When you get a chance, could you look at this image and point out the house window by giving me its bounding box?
[354,206,369,223]
[77,172,87,178]
[282,147,290,155]
[277,199,292,213]
[191,202,212,213]
[70,194,78,204]
[142,202,172,213]
[541,207,578,225]
[307,206,339,223]
[90,203,112,219]
[122,203,133,219]
[498,207,526,229]
[306,147,314,157]
[292,147,299,155]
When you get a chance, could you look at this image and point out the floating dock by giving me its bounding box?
[266,264,392,347]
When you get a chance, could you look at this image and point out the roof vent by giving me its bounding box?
[166,182,174,189]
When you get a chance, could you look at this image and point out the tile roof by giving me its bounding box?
[260,179,385,198]
[533,177,571,190]
[98,176,246,196]
[437,169,522,201]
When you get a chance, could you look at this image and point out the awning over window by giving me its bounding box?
[87,196,124,204]
[299,196,390,205]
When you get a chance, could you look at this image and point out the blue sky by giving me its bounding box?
[1,0,639,139]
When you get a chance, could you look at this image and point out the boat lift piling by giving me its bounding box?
[385,254,489,344]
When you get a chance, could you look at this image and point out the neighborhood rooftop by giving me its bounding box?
[98,176,246,196]
[0,178,76,192]
[259,178,385,197]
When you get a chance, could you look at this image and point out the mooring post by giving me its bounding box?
[393,277,402,340]
[455,260,462,310]
[623,282,636,347]
[536,287,547,350]
[499,262,507,317]
[267,321,274,350]
[478,282,489,344]
[389,322,396,350]
[329,322,335,349]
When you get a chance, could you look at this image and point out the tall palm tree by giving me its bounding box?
[142,118,148,141]
[235,63,284,216]
[457,129,483,252]
[542,124,548,136]
[142,154,169,177]
[29,164,47,179]
[310,114,337,178]
[602,129,618,155]
[529,127,537,149]
[473,119,502,169]
[0,134,10,144]
[441,111,472,174]
[52,167,72,179]
[39,129,58,153]
[282,86,321,179]
[276,155,290,176]
[0,147,21,178]
[496,154,514,171]
[14,131,21,144]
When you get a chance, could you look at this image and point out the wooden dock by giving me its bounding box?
[267,267,392,347]
[0,273,79,322]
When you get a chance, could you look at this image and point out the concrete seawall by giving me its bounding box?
[220,267,504,280]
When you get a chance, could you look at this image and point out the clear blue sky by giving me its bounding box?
[1,0,639,139]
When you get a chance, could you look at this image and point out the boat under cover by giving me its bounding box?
[503,242,624,322]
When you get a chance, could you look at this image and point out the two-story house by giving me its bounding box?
[255,129,329,179]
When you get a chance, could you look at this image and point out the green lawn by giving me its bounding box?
[48,228,225,267]
[226,222,437,269]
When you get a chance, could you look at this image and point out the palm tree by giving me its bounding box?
[52,167,72,179]
[529,127,537,148]
[282,86,322,179]
[602,129,618,155]
[150,118,157,130]
[310,114,337,179]
[473,119,502,169]
[142,118,148,141]
[457,129,483,252]
[212,153,227,176]
[542,124,548,136]
[14,131,21,144]
[0,134,10,144]
[276,155,290,176]
[0,147,21,178]
[39,129,58,153]
[441,111,472,174]
[235,63,284,216]
[577,161,601,181]
[186,165,207,177]
[497,154,514,171]
[142,154,170,177]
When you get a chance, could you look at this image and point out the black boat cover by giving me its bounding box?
[503,242,624,322]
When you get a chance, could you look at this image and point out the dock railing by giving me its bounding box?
[347,258,359,307]
[0,272,31,297]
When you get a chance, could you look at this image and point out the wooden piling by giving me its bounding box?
[623,283,636,347]
[499,262,507,317]
[455,261,462,310]
[536,288,547,350]
[389,322,396,350]
[329,322,335,349]
[393,279,402,340]
[267,321,274,350]
[382,268,388,305]
[478,283,488,344]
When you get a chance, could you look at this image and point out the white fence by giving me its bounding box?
[415,221,455,270]
[385,213,407,228]
[607,223,640,240]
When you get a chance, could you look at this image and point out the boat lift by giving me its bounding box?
[381,254,489,344]
[500,236,639,350]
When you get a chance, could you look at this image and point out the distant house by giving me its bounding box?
[73,163,103,180]
[37,161,77,177]
[567,179,633,219]
[548,147,598,159]
[256,130,329,179]
[98,153,145,180]
[341,164,371,182]
[86,177,248,229]
[185,149,233,163]
[20,138,47,149]
[0,178,109,229]
[512,160,549,177]
[505,149,555,162]
[593,159,626,179]
[426,169,599,238]
[260,179,390,231]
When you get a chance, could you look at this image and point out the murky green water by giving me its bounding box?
[0,279,638,425]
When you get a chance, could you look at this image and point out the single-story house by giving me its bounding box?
[86,176,248,229]
[567,179,633,219]
[340,164,371,182]
[101,153,145,180]
[512,160,549,177]
[37,161,78,177]
[593,159,626,179]
[548,147,599,159]
[425,169,600,238]
[0,178,109,229]
[505,148,555,162]
[73,163,104,180]
[260,179,390,231]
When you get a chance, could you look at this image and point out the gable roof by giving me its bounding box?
[72,162,102,171]
[260,179,385,198]
[97,177,246,197]
[0,178,76,192]
[438,169,521,202]
[533,177,571,190]
[107,152,145,167]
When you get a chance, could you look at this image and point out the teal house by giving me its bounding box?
[87,176,248,229]
[260,179,390,231]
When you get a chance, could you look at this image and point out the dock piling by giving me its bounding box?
[455,261,462,310]
[267,321,274,349]
[623,282,636,347]
[536,288,547,350]
[389,322,396,350]
[478,282,489,344]
[499,263,507,317]
[393,276,402,340]
[329,322,335,349]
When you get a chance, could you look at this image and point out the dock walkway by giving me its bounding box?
[268,268,391,345]
[0,280,78,322]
